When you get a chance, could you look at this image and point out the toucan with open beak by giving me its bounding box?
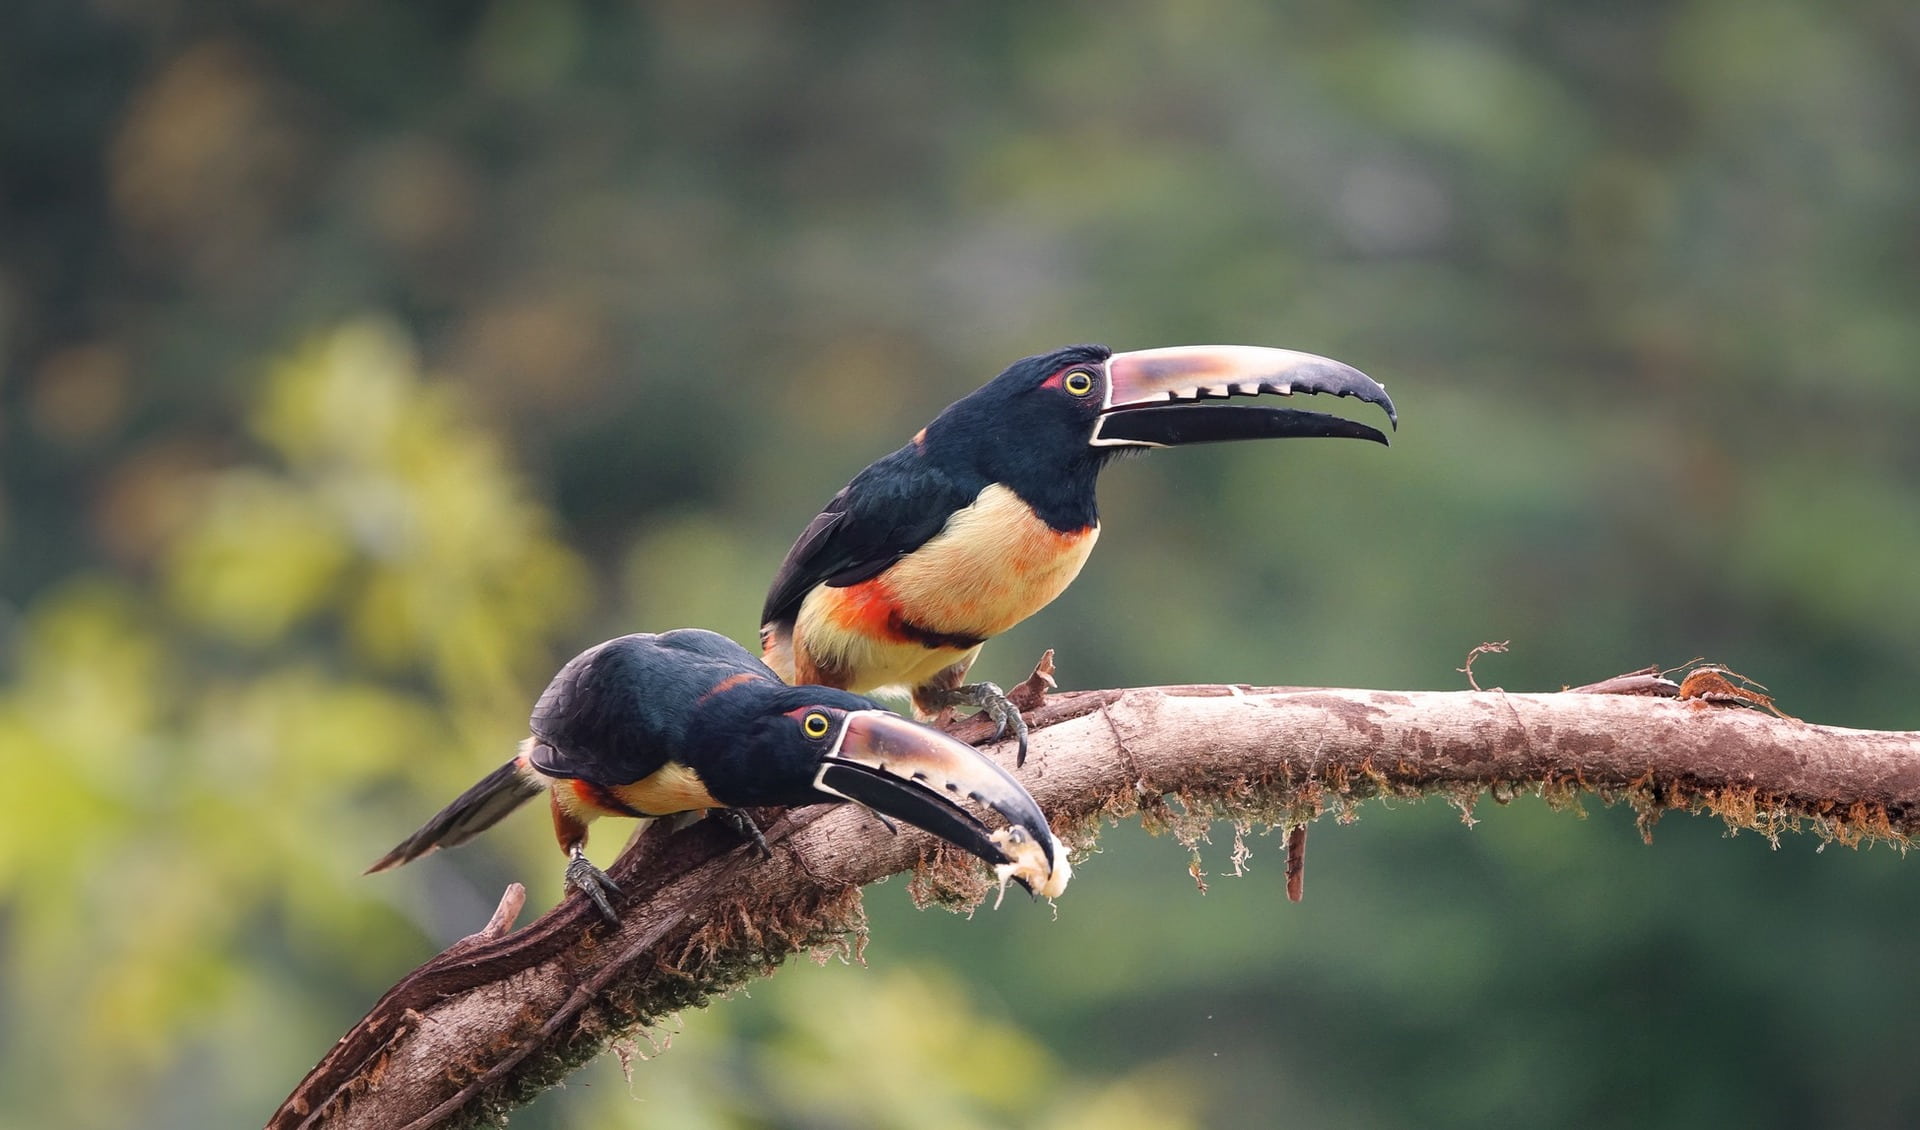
[368,629,1069,921]
[761,344,1396,760]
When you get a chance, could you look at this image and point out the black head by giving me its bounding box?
[920,343,1397,528]
[919,345,1117,528]
[689,682,1068,892]
[941,344,1117,455]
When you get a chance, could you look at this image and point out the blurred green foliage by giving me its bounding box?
[2,2,1917,1128]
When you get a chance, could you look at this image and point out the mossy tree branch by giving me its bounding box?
[269,682,1920,1130]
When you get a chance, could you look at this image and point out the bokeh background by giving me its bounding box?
[4,2,1918,1127]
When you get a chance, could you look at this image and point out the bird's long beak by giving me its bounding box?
[1091,344,1397,448]
[812,710,1069,897]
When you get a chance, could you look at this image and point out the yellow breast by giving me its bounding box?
[879,483,1099,638]
[610,762,720,817]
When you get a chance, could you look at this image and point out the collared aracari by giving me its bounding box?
[367,629,1069,921]
[761,344,1396,760]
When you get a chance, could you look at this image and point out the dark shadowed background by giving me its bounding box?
[3,2,1918,1127]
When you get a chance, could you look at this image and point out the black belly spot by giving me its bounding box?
[887,611,986,651]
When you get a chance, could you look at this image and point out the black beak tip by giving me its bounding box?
[1353,381,1396,431]
[1320,357,1395,431]
[1336,417,1393,447]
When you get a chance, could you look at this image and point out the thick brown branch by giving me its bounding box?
[270,684,1920,1130]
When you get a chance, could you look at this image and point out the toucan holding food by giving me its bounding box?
[368,629,1069,921]
[761,344,1396,759]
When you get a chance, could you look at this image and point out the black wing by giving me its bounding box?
[528,632,761,783]
[760,446,980,629]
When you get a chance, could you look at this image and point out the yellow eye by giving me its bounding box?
[802,711,832,739]
[1064,370,1095,397]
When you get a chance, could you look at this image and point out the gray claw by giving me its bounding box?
[932,680,1031,767]
[713,808,773,858]
[565,849,622,924]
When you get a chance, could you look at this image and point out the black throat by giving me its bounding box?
[921,399,1110,533]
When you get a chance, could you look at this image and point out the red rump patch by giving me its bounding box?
[824,579,902,638]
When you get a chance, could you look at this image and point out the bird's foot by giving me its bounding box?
[926,680,1030,767]
[713,807,773,858]
[565,847,623,924]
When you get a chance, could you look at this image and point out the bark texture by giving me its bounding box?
[269,683,1920,1130]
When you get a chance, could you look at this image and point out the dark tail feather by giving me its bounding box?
[365,759,544,874]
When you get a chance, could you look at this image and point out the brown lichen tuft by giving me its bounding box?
[1229,821,1255,878]
[906,846,998,912]
[1445,785,1482,829]
[1538,773,1588,818]
[1675,664,1800,721]
[1824,800,1900,849]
